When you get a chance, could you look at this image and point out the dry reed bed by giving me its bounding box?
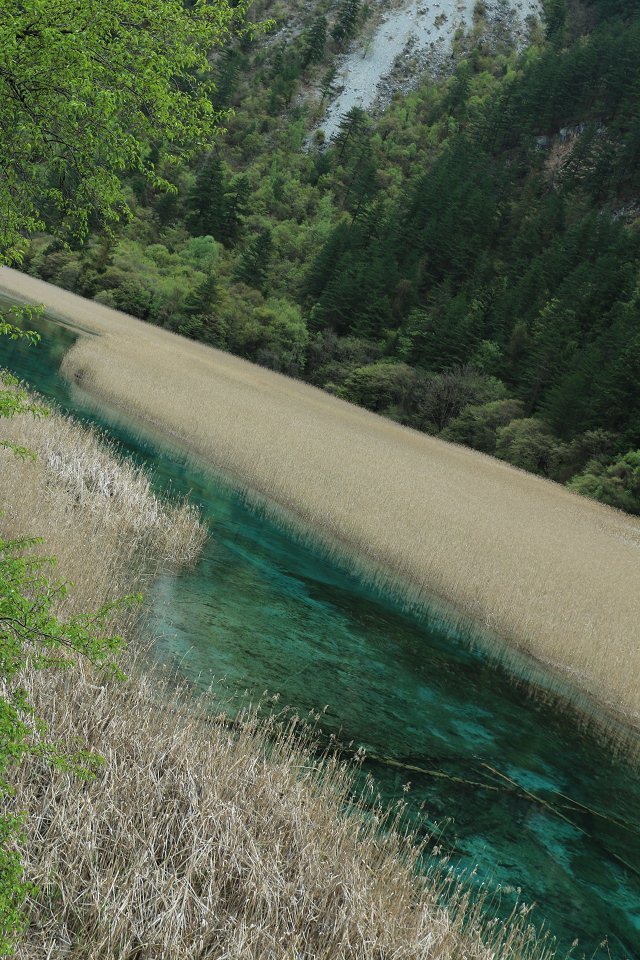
[2,268,638,740]
[12,662,555,960]
[0,397,205,616]
[0,386,553,959]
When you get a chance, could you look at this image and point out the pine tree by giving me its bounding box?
[188,156,247,246]
[343,145,379,220]
[235,228,273,292]
[320,64,338,101]
[333,106,368,160]
[183,272,219,318]
[331,0,361,48]
[302,17,328,69]
[188,152,228,239]
[214,48,242,110]
[304,221,351,301]
[220,174,249,246]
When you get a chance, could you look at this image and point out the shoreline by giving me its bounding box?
[2,265,640,750]
[58,384,640,750]
[4,390,527,960]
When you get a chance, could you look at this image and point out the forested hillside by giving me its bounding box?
[24,0,640,512]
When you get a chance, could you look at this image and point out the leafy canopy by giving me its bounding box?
[0,0,252,262]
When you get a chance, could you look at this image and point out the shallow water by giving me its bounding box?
[2,314,640,958]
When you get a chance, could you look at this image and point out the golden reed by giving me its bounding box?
[2,266,639,755]
[1,385,554,959]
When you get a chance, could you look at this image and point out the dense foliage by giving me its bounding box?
[22,0,640,512]
[0,0,250,262]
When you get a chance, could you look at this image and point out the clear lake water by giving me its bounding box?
[2,310,639,959]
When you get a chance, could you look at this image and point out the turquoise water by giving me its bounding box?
[2,314,640,958]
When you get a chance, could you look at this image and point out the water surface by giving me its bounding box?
[2,313,639,958]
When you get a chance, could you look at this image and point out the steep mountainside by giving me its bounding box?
[23,0,640,512]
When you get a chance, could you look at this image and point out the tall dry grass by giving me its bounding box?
[0,393,205,616]
[0,377,556,958]
[1,267,638,747]
[11,661,557,960]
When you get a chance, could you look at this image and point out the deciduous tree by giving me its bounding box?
[0,0,251,261]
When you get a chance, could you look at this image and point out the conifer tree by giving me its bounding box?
[302,17,328,69]
[189,158,247,246]
[214,48,243,109]
[220,175,250,246]
[343,146,379,219]
[331,0,361,47]
[189,152,228,239]
[333,107,368,160]
[320,64,338,101]
[236,229,274,292]
[183,273,219,318]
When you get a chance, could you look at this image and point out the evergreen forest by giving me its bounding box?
[23,0,640,513]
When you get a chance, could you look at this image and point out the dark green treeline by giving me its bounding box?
[25,0,640,512]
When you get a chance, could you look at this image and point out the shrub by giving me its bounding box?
[547,429,617,483]
[339,362,418,411]
[495,417,559,474]
[568,450,640,513]
[442,399,526,453]
[413,365,507,433]
[231,299,309,375]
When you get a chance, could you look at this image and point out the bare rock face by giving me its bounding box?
[313,0,541,142]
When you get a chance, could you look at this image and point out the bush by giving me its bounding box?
[338,362,417,412]
[548,429,617,483]
[568,450,640,513]
[412,366,507,433]
[231,298,309,375]
[441,398,526,453]
[307,333,383,388]
[495,418,559,474]
[94,271,155,320]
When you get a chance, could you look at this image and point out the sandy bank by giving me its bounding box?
[2,266,639,736]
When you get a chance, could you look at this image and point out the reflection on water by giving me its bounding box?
[2,312,639,959]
